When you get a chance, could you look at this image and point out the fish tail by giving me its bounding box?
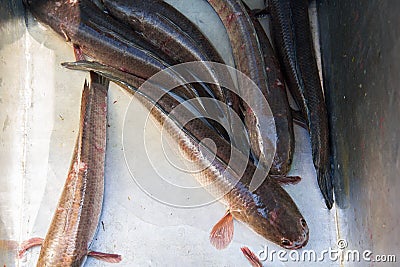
[317,166,334,209]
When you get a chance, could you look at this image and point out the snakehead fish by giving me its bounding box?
[206,0,296,178]
[244,2,296,177]
[269,0,333,208]
[63,60,309,250]
[15,73,122,266]
[23,0,230,140]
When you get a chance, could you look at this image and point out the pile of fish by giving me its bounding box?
[21,0,333,265]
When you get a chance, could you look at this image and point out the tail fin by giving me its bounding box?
[317,167,334,209]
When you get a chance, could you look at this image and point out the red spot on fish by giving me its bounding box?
[73,161,88,173]
[161,37,173,54]
[118,67,128,73]
[95,144,105,153]
[269,209,282,226]
[269,210,278,222]
[226,13,237,25]
[101,102,107,113]
[73,44,85,61]
[247,107,253,116]
[220,4,228,13]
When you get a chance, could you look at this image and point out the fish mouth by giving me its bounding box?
[280,218,309,250]
[281,226,309,250]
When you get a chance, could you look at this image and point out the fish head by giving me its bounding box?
[233,177,309,249]
[23,0,81,38]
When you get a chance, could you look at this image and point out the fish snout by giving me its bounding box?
[281,218,309,249]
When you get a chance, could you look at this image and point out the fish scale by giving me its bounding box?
[62,61,309,249]
[37,78,108,266]
[247,3,295,176]
[207,0,296,176]
[290,0,332,207]
[269,0,333,208]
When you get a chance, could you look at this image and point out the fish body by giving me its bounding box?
[101,0,241,140]
[269,0,333,208]
[207,0,295,176]
[24,0,232,139]
[63,61,309,249]
[248,5,295,176]
[37,75,108,266]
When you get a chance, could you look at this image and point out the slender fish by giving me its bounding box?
[101,0,226,101]
[24,0,229,139]
[63,60,309,250]
[17,73,121,266]
[245,2,296,177]
[269,0,333,208]
[206,0,296,177]
[100,0,243,146]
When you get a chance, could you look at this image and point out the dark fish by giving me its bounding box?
[101,0,227,100]
[244,2,296,177]
[62,60,309,250]
[269,0,333,208]
[24,0,230,139]
[100,0,243,145]
[205,0,272,171]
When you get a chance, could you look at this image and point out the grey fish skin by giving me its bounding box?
[100,0,243,145]
[24,0,171,79]
[269,0,333,208]
[207,0,276,174]
[62,60,309,249]
[246,4,295,176]
[37,75,108,266]
[24,0,232,139]
[108,0,227,69]
[101,0,225,98]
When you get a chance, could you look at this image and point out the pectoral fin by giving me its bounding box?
[209,211,234,250]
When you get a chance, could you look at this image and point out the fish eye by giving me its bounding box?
[281,238,291,246]
[300,218,307,228]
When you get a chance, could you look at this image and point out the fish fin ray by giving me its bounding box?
[291,108,308,129]
[241,246,263,267]
[87,250,122,263]
[209,211,234,250]
[18,237,43,258]
[271,175,301,185]
[318,167,334,209]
